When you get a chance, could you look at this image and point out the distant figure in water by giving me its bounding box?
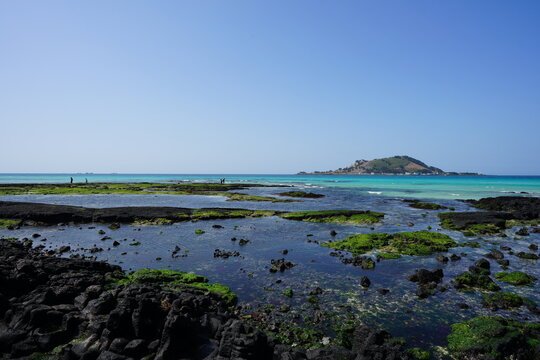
[85,178,88,183]
[219,178,225,184]
[70,177,73,184]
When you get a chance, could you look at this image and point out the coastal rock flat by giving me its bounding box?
[0,239,418,360]
[0,201,278,225]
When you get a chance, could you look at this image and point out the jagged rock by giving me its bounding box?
[436,254,449,263]
[485,249,504,260]
[269,258,296,273]
[360,276,371,288]
[407,269,444,285]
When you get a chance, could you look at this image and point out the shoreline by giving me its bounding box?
[0,192,539,359]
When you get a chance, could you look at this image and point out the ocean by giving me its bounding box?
[0,173,539,200]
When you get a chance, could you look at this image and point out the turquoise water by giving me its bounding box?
[1,173,539,199]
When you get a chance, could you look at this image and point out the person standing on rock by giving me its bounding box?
[70,177,73,184]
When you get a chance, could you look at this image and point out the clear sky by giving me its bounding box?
[1,1,539,175]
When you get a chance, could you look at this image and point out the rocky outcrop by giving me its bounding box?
[439,196,540,236]
[0,201,278,226]
[0,239,418,360]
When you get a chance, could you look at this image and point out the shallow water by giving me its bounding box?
[1,185,539,351]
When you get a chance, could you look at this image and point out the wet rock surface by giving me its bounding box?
[0,239,419,360]
[0,201,277,226]
[439,196,540,235]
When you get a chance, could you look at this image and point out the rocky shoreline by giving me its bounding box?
[0,239,419,360]
[1,195,539,359]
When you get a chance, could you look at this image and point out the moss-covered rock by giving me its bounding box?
[0,219,20,229]
[0,182,294,203]
[516,251,539,260]
[407,347,431,360]
[438,212,508,236]
[276,191,325,198]
[279,210,384,224]
[481,292,534,310]
[453,271,500,292]
[378,252,403,260]
[283,289,294,298]
[405,200,447,210]
[447,316,540,360]
[116,269,237,305]
[494,271,537,286]
[322,231,457,256]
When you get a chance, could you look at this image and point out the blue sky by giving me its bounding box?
[1,1,539,174]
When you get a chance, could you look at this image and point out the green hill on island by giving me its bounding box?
[299,155,479,175]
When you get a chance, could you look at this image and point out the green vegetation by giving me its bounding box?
[447,316,540,359]
[108,223,120,230]
[407,201,447,210]
[223,193,296,202]
[130,209,279,226]
[194,229,205,235]
[116,269,237,305]
[462,224,502,236]
[438,212,505,236]
[453,272,500,292]
[133,218,173,225]
[283,289,294,298]
[506,219,540,227]
[279,210,384,224]
[1,237,19,242]
[407,348,431,360]
[378,252,403,260]
[0,182,294,202]
[481,292,534,310]
[494,271,537,286]
[322,231,457,256]
[276,191,325,198]
[0,219,20,229]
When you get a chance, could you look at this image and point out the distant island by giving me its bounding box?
[298,155,481,175]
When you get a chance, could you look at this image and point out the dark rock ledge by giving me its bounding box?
[0,239,415,360]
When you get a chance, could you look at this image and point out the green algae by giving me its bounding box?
[276,191,325,198]
[1,237,19,242]
[407,348,431,360]
[133,217,173,225]
[116,269,237,305]
[108,223,120,230]
[378,252,403,260]
[279,210,384,224]
[283,289,294,298]
[218,192,296,202]
[322,231,457,256]
[481,292,535,310]
[129,209,278,225]
[447,316,540,359]
[438,212,504,236]
[506,219,540,227]
[494,271,537,286]
[0,219,20,229]
[409,202,447,210]
[453,271,500,292]
[0,182,293,202]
